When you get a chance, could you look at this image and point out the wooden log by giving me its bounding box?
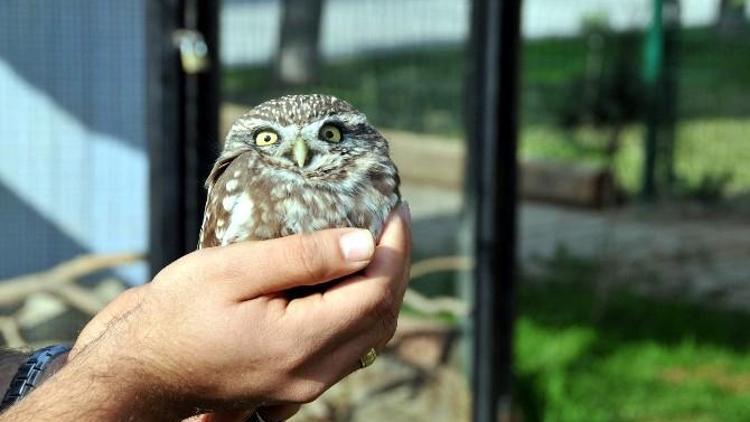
[386,129,617,208]
[384,129,465,189]
[521,160,617,208]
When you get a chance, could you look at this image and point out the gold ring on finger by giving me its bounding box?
[359,348,378,369]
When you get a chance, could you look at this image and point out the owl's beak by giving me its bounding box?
[292,138,309,168]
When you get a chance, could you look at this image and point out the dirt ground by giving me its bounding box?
[403,174,750,310]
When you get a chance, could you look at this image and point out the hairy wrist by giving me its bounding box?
[65,304,193,420]
[0,348,183,421]
[0,308,190,421]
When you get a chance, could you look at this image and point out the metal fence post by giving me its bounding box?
[467,0,522,420]
[147,0,184,276]
[147,0,220,276]
[642,0,679,198]
[184,0,220,250]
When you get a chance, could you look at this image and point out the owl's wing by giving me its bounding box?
[205,149,244,191]
[198,150,245,249]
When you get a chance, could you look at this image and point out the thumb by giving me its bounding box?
[181,228,375,301]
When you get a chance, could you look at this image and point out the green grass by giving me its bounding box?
[515,251,750,422]
[400,250,750,420]
[673,119,750,196]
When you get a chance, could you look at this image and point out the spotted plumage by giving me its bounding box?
[198,94,400,249]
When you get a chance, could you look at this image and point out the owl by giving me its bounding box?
[198,94,400,249]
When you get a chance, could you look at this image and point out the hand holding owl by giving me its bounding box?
[45,205,410,421]
[193,94,403,421]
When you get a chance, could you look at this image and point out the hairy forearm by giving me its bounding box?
[0,353,160,421]
[0,321,184,421]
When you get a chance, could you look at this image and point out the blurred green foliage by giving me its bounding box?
[523,27,750,123]
[224,27,750,197]
[515,249,750,421]
[521,120,750,198]
[225,28,750,130]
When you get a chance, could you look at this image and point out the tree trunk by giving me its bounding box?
[275,0,323,86]
[716,0,747,35]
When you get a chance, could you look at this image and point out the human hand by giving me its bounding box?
[69,203,411,421]
[71,278,303,422]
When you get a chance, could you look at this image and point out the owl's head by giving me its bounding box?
[217,94,390,180]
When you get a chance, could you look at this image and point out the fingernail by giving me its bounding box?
[340,230,375,262]
[399,201,411,224]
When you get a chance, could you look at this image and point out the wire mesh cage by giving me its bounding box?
[0,1,148,282]
[0,1,148,345]
[219,1,475,419]
[1,0,750,420]
[515,1,750,420]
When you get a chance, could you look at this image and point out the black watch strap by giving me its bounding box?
[0,344,71,412]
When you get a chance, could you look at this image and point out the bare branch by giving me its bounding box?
[0,253,142,307]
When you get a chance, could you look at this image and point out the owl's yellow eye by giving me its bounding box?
[255,130,279,146]
[319,124,342,143]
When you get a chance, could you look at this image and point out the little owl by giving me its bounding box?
[199,94,400,248]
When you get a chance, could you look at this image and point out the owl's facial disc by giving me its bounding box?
[262,120,347,170]
[228,108,374,175]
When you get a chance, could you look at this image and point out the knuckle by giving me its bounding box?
[285,344,311,372]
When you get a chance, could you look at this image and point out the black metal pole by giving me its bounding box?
[148,0,220,276]
[184,0,220,249]
[147,0,185,276]
[467,0,522,421]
